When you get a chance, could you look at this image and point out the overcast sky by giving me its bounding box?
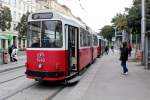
[57,0,133,32]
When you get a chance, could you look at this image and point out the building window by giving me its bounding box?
[13,11,16,20]
[18,13,21,19]
[11,0,16,6]
[2,0,9,3]
[18,1,21,9]
[13,23,16,30]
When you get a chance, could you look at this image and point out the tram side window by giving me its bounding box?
[80,28,84,47]
[87,33,91,46]
[83,30,87,46]
[93,36,98,46]
[80,28,90,47]
[28,21,41,48]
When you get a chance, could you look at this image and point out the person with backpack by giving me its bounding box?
[120,42,129,75]
[11,46,18,62]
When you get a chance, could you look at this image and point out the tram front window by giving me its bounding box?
[28,21,63,48]
[28,21,41,48]
[41,21,62,48]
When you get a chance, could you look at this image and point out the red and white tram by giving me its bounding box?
[97,36,102,57]
[25,10,98,82]
[97,36,108,57]
[92,34,99,59]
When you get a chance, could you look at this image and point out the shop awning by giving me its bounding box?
[5,34,13,41]
[0,35,8,40]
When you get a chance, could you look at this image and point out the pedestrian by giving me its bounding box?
[105,45,109,55]
[111,45,114,53]
[128,43,132,57]
[11,46,18,62]
[8,45,14,62]
[120,42,129,75]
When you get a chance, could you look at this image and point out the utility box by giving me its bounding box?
[3,50,8,64]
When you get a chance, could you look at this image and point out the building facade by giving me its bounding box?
[0,0,36,50]
[0,0,82,51]
[36,0,75,18]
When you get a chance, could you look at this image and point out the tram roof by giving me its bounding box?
[28,9,86,29]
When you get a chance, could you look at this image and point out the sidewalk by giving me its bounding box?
[53,50,150,100]
[0,51,26,73]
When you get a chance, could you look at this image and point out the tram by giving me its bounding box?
[25,10,99,82]
[97,36,108,57]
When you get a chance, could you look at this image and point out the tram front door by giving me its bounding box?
[65,25,78,75]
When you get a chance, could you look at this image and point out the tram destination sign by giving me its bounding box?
[32,13,53,20]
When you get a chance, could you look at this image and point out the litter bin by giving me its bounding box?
[3,50,8,64]
[0,49,3,65]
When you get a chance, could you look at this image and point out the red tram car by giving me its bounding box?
[25,10,100,82]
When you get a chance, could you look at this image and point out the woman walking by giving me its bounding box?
[120,42,129,75]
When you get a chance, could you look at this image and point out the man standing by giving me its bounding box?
[120,42,129,75]
[8,45,13,62]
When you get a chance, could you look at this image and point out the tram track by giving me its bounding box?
[2,80,38,100]
[0,74,25,84]
[46,86,65,100]
[0,66,25,84]
[5,80,65,100]
[0,65,24,73]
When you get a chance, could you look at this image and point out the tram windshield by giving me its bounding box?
[28,20,63,48]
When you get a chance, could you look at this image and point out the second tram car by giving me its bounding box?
[25,10,100,82]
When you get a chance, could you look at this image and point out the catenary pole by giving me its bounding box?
[141,0,146,65]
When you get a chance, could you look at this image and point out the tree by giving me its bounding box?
[146,0,150,31]
[111,13,128,32]
[99,25,114,41]
[126,0,141,35]
[16,12,30,38]
[0,7,12,31]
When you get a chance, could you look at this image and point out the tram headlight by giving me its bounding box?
[38,64,43,69]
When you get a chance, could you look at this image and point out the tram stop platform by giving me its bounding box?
[0,51,26,73]
[53,50,150,100]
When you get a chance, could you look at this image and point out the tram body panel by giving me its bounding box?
[97,46,101,57]
[26,50,69,80]
[79,47,92,70]
[93,46,98,59]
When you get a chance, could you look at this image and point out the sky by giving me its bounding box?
[57,0,133,32]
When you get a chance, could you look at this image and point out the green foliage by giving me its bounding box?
[146,0,150,30]
[99,25,114,41]
[0,7,12,31]
[16,12,30,38]
[126,0,141,34]
[111,13,128,31]
[122,0,150,34]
